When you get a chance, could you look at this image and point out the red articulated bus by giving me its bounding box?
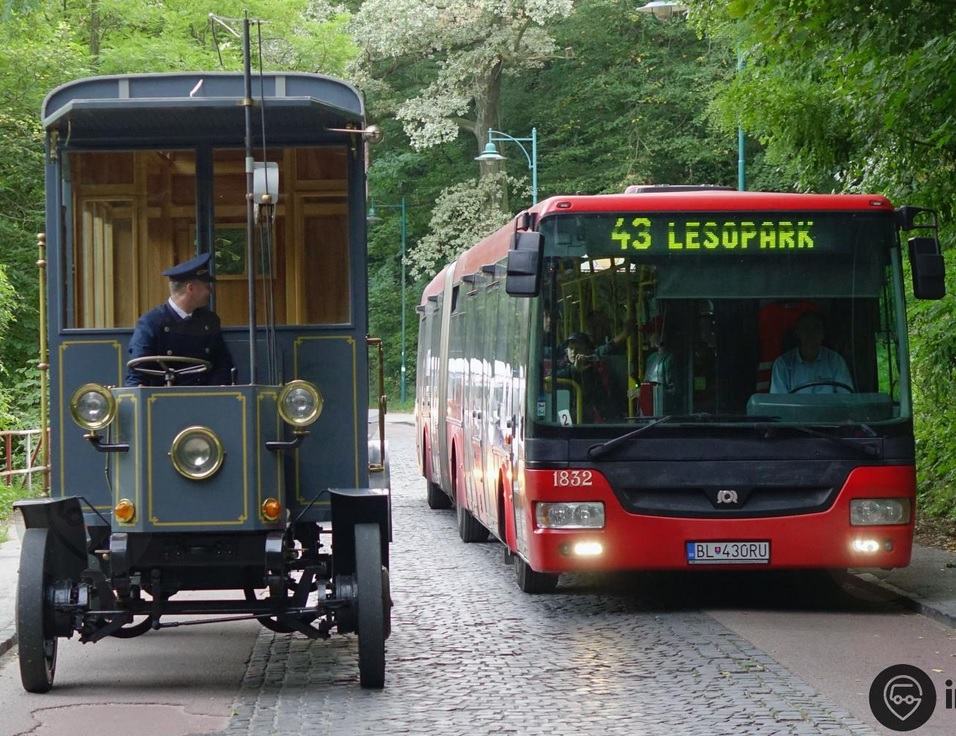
[415,186,946,593]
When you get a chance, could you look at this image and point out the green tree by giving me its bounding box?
[0,0,357,428]
[691,0,956,516]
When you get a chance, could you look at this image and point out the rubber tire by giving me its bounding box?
[426,480,452,509]
[17,528,58,693]
[355,523,386,689]
[457,502,489,543]
[514,555,559,594]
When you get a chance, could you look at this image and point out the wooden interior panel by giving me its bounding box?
[302,203,350,325]
[69,146,350,329]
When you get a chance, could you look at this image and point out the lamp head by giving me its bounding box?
[475,142,506,162]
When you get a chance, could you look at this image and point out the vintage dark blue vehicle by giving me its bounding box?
[14,62,392,691]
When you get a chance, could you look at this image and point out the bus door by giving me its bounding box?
[427,298,442,489]
[478,279,500,522]
[465,282,485,510]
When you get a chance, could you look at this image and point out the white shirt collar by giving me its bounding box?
[167,297,191,319]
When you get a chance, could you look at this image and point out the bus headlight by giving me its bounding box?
[278,380,323,428]
[170,426,225,480]
[535,502,605,529]
[850,498,910,526]
[70,383,116,431]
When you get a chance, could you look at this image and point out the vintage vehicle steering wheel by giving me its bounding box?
[788,380,854,394]
[126,355,211,386]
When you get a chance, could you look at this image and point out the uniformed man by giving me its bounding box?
[125,252,235,386]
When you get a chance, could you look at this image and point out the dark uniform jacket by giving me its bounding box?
[125,302,235,386]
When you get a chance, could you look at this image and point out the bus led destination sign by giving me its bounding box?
[610,217,816,252]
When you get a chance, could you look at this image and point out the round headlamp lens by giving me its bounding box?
[278,380,322,427]
[170,427,224,480]
[70,384,116,430]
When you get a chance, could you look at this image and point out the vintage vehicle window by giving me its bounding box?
[212,147,350,326]
[66,150,197,328]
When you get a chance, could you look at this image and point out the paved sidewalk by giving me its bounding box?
[0,521,20,658]
[855,544,956,627]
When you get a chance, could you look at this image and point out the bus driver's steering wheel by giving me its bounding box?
[127,355,211,387]
[788,380,854,394]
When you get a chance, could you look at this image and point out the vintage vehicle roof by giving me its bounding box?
[42,72,364,144]
[418,190,896,305]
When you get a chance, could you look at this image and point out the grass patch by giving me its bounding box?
[1,477,45,543]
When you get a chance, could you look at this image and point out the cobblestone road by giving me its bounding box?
[210,417,881,736]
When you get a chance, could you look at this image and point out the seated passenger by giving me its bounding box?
[769,312,853,394]
[559,332,623,422]
[125,253,235,386]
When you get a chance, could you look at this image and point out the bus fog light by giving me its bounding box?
[572,541,604,557]
[851,538,881,554]
[535,502,605,529]
[850,498,910,526]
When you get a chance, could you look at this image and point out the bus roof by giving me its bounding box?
[43,72,364,145]
[419,189,896,305]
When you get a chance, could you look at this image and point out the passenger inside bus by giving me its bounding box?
[769,311,854,394]
[557,332,625,423]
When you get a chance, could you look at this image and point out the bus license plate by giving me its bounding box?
[686,541,770,565]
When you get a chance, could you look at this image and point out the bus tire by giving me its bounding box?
[514,555,559,594]
[457,502,488,543]
[426,480,451,509]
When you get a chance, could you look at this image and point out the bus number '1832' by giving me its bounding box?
[553,470,593,487]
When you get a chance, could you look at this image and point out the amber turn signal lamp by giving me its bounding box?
[262,497,282,521]
[114,498,136,523]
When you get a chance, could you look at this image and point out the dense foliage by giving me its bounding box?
[0,1,953,517]
[689,0,956,515]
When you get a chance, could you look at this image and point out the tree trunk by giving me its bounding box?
[472,61,508,210]
[90,0,101,63]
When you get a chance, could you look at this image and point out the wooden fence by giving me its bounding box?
[1,429,49,492]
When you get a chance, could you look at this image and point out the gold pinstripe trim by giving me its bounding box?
[292,335,358,504]
[57,339,122,509]
[146,391,248,526]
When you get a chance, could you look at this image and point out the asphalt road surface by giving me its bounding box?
[1,415,953,735]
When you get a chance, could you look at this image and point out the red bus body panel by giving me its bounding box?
[519,465,915,572]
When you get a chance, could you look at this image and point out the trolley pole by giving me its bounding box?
[242,13,257,383]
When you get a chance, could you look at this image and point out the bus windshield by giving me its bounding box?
[533,211,908,428]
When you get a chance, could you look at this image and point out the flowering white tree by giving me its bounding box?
[351,0,573,163]
[351,1,573,274]
[408,173,529,278]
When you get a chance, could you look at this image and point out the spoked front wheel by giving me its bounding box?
[17,528,58,693]
[355,523,387,689]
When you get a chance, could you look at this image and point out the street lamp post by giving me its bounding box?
[367,196,409,403]
[475,127,538,204]
[636,1,746,190]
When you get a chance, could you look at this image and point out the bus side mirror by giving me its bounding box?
[505,231,543,297]
[908,236,946,299]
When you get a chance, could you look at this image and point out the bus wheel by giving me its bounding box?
[457,502,488,543]
[426,480,451,509]
[514,555,559,594]
[355,523,386,689]
[17,529,58,693]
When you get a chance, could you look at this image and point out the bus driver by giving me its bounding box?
[769,311,853,394]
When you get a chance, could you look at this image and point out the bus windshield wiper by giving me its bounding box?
[587,416,672,460]
[756,421,881,459]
